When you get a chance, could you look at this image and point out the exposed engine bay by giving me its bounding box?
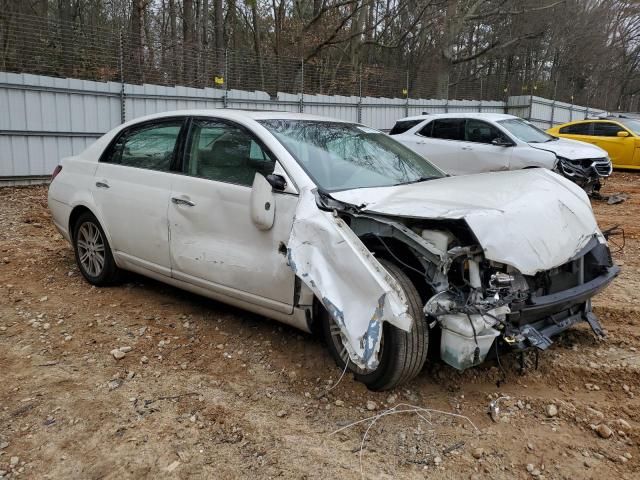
[287,176,619,372]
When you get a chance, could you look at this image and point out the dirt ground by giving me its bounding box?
[0,174,639,480]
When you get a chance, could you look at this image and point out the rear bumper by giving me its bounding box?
[48,197,72,242]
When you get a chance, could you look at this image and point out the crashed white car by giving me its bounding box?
[390,113,612,193]
[48,110,619,390]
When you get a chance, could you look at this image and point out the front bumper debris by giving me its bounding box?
[558,157,612,193]
[502,264,618,351]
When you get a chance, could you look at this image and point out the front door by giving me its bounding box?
[461,118,512,172]
[92,118,185,276]
[168,118,296,313]
[591,121,634,167]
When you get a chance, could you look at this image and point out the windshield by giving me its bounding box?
[259,120,443,191]
[615,118,640,135]
[498,118,555,143]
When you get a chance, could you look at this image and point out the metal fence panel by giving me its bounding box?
[0,73,605,181]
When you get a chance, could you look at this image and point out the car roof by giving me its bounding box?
[121,109,348,127]
[396,113,517,122]
[554,118,623,126]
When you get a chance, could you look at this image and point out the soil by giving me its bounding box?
[0,173,639,479]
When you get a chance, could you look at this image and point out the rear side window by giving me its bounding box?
[592,122,626,137]
[559,122,592,135]
[102,120,183,171]
[423,119,465,141]
[389,120,423,135]
[184,119,275,186]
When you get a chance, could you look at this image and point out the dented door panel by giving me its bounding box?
[169,174,297,313]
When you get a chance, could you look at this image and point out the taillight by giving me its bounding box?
[51,165,62,182]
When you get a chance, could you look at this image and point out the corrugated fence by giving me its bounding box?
[0,72,603,182]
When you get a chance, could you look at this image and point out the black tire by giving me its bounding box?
[322,258,429,391]
[72,211,120,286]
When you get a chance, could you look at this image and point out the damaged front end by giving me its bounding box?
[423,235,618,369]
[556,156,612,195]
[287,184,619,374]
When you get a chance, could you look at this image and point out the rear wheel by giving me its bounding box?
[322,258,429,391]
[72,211,120,285]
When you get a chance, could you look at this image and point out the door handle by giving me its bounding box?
[461,146,473,151]
[171,197,196,207]
[95,181,110,189]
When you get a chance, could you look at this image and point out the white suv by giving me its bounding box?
[390,113,612,193]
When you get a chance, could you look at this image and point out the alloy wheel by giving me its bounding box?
[76,221,106,277]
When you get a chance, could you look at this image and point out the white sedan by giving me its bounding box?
[48,110,618,390]
[390,113,612,193]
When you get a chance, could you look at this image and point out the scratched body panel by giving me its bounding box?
[287,188,411,370]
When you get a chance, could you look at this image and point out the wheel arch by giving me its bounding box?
[67,203,117,258]
[68,205,93,240]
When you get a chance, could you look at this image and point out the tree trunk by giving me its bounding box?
[129,0,146,84]
[183,0,194,85]
[202,0,209,85]
[214,0,224,84]
[58,0,74,77]
[436,0,456,99]
[144,3,154,83]
[250,1,265,91]
[169,0,179,84]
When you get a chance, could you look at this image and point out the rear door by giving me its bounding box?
[168,117,297,313]
[410,118,467,174]
[92,118,186,276]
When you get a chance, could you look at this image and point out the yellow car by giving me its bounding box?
[547,117,640,169]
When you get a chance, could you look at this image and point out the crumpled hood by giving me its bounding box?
[331,169,603,275]
[529,137,607,160]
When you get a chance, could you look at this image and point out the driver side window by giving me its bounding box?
[464,119,505,144]
[184,119,276,186]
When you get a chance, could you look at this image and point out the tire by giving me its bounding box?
[72,211,120,286]
[322,258,429,391]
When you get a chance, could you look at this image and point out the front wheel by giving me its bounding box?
[72,211,120,285]
[322,258,429,391]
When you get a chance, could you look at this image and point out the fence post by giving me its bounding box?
[528,94,533,121]
[357,65,363,124]
[118,31,126,124]
[585,95,590,120]
[405,70,409,117]
[223,48,229,108]
[299,58,304,113]
[549,78,558,128]
[569,95,574,122]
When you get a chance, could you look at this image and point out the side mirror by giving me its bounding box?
[266,173,287,191]
[491,138,513,147]
[617,131,630,138]
[250,174,276,231]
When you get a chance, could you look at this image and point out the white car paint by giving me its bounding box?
[287,188,411,368]
[390,113,610,176]
[48,109,615,373]
[331,168,600,275]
